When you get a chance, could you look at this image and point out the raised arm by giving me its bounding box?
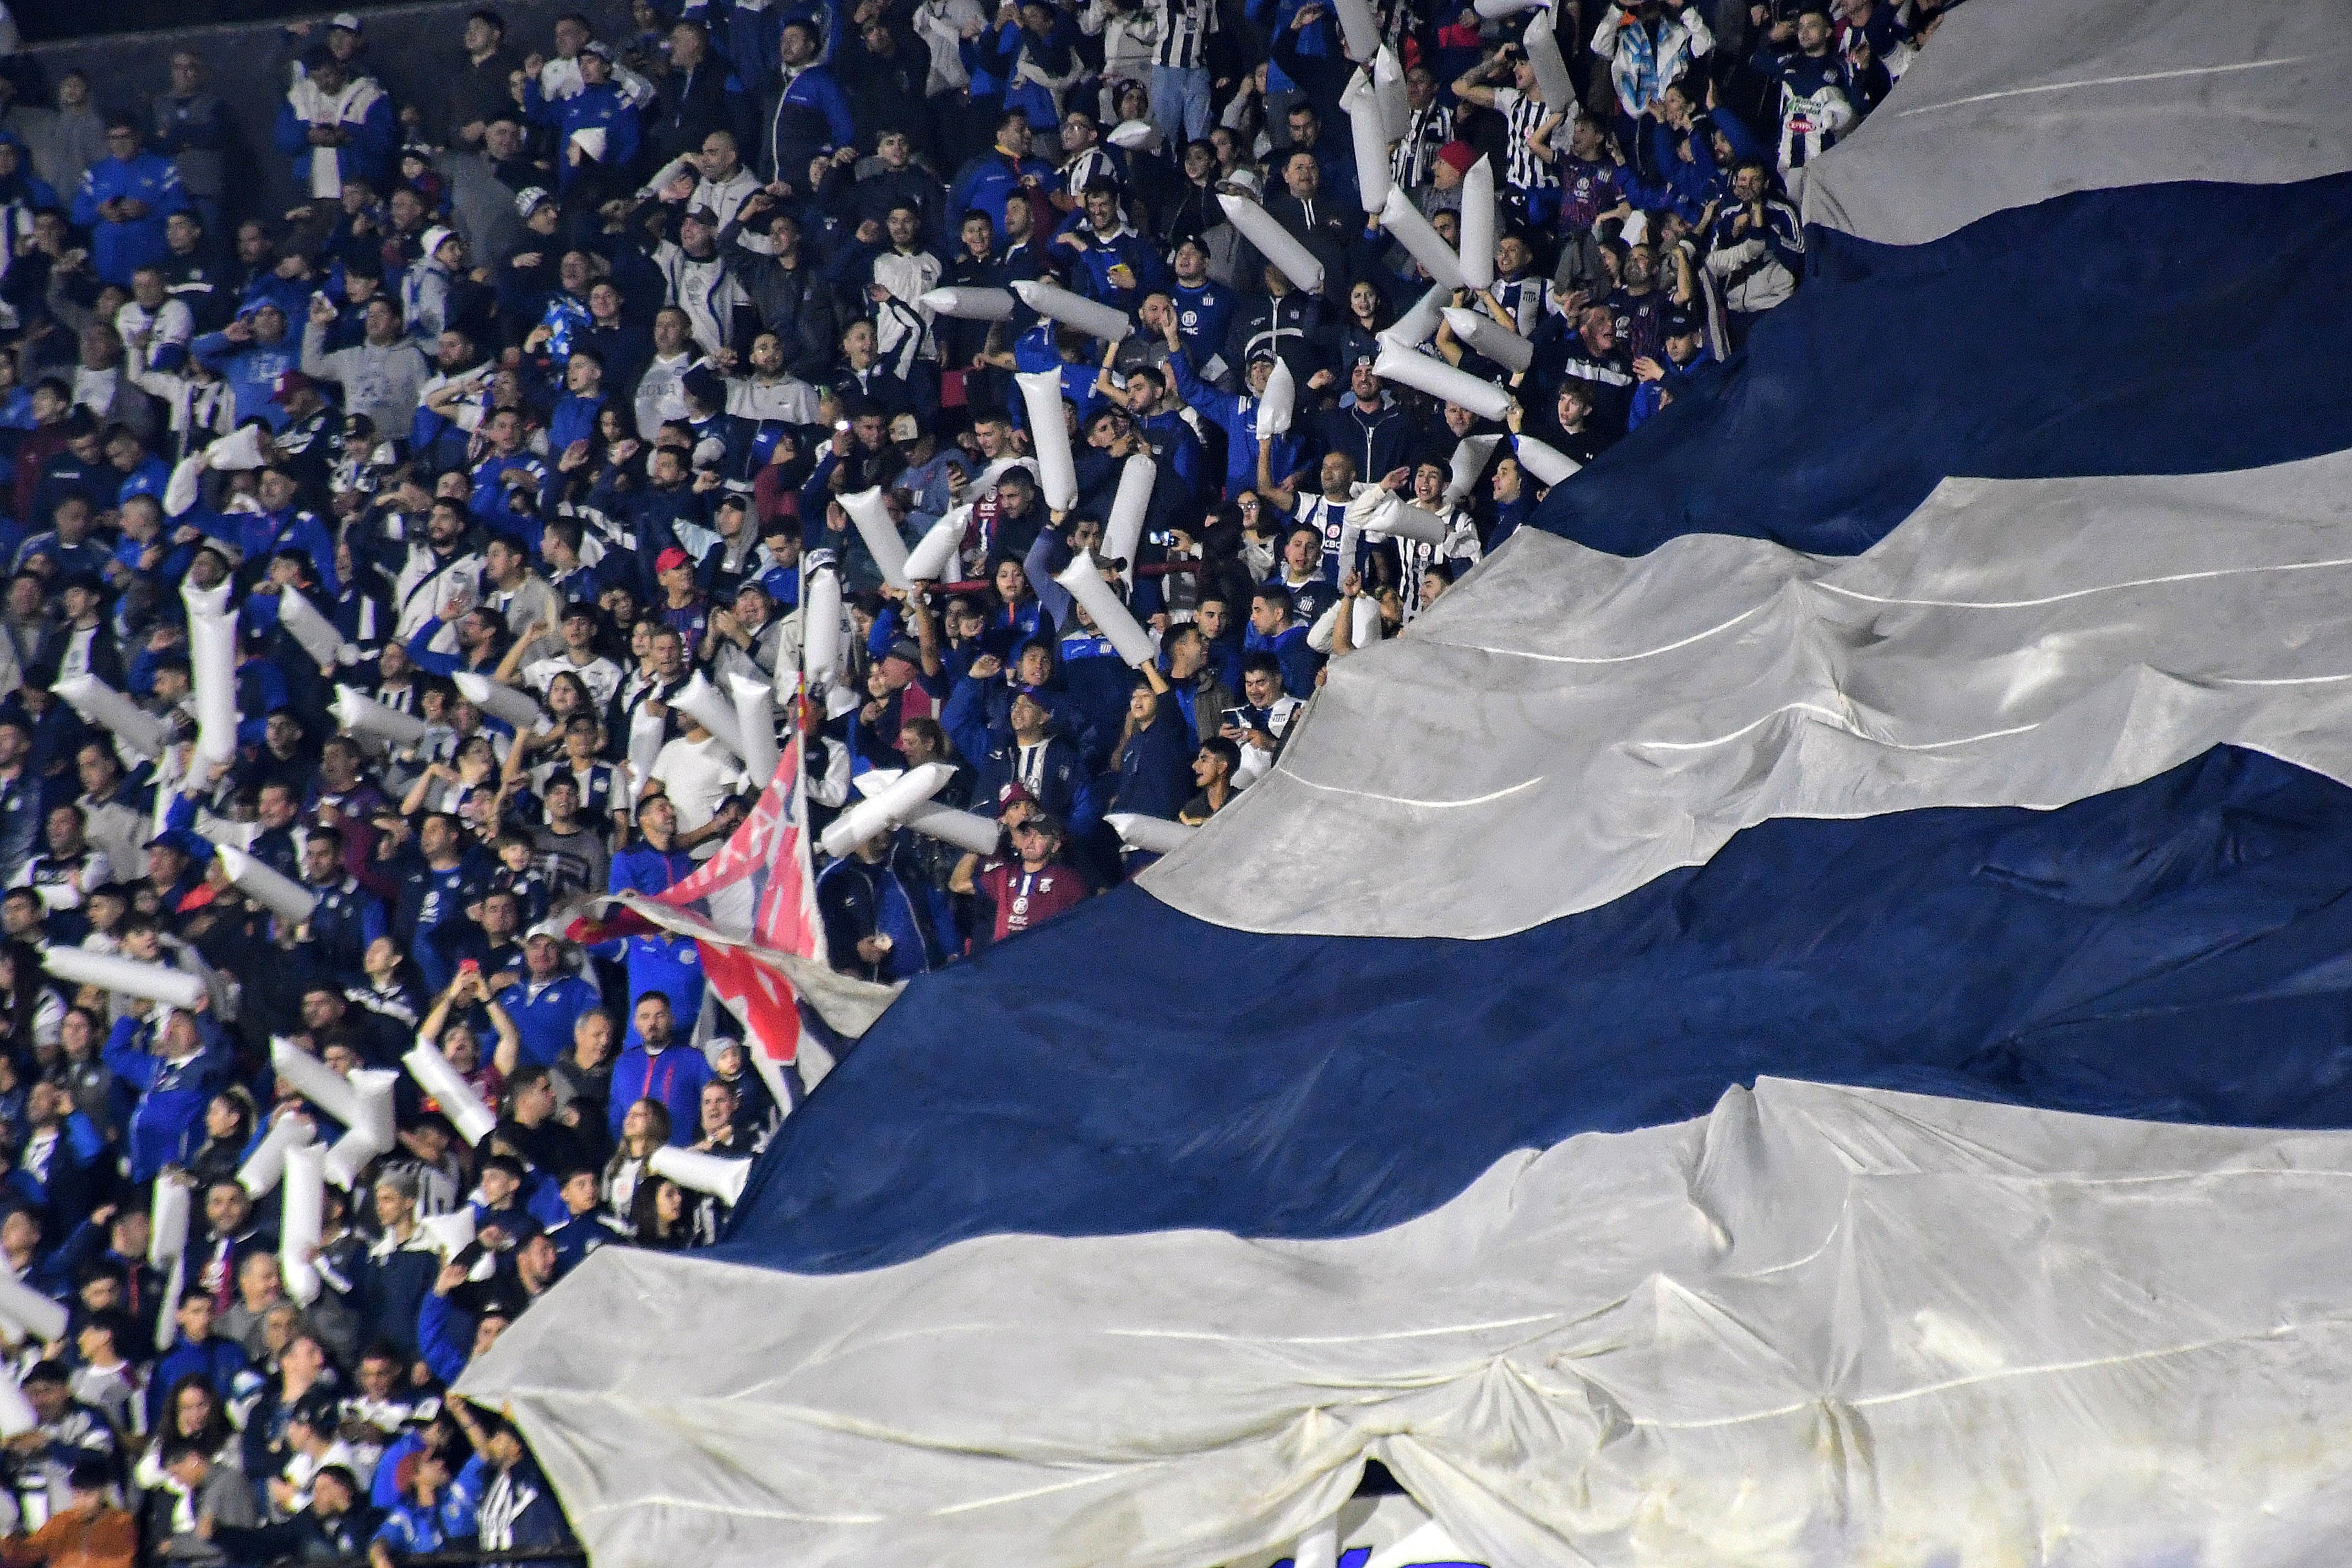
[1452,49,1504,108]
[1528,110,1566,161]
[485,995,522,1077]
[416,972,461,1043]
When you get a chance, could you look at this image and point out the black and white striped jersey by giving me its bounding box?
[1155,0,1216,68]
[1492,86,1560,190]
[1392,99,1454,189]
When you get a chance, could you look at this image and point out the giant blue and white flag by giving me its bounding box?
[464,2,2352,1564]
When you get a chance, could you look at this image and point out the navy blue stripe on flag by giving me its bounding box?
[725,745,2352,1274]
[1532,172,2352,558]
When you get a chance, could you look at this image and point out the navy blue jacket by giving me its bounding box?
[1113,712,1192,820]
[816,835,954,981]
[972,733,1092,831]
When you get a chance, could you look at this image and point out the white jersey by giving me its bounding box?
[1232,694,1303,788]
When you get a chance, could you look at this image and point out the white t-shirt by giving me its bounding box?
[634,351,693,439]
[650,734,749,856]
[522,652,623,710]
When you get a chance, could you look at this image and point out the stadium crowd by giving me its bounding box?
[0,0,1949,1556]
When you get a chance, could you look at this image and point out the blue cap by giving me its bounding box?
[144,828,213,862]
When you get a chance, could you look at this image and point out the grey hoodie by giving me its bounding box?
[302,320,431,441]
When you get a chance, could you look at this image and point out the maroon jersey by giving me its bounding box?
[978,859,1088,941]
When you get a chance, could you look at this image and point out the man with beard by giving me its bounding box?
[1607,238,1695,366]
[393,496,484,652]
[720,194,836,382]
[409,324,491,467]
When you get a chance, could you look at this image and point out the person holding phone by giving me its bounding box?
[1219,650,1304,788]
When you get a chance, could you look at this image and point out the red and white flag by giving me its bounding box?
[573,729,827,1111]
[667,728,824,1080]
[568,719,904,1112]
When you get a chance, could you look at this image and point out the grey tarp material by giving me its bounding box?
[1141,453,2352,937]
[1798,0,2352,245]
[468,1080,2352,1568]
[455,6,2352,1566]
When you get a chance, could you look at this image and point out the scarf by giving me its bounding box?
[285,75,384,198]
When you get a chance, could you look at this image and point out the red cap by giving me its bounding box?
[997,782,1036,811]
[655,546,691,573]
[1436,141,1478,176]
[271,369,317,404]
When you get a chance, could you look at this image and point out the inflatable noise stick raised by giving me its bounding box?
[1373,47,1410,141]
[843,486,913,589]
[322,1069,399,1189]
[1218,193,1326,294]
[802,567,844,688]
[1359,493,1448,545]
[1104,458,1156,586]
[280,1142,328,1305]
[187,602,239,766]
[149,1180,192,1354]
[853,770,1004,856]
[672,671,751,763]
[1458,155,1497,291]
[1011,279,1134,343]
[1523,8,1577,111]
[967,455,1028,499]
[405,1041,500,1146]
[625,707,667,809]
[1513,435,1584,488]
[903,511,967,584]
[1015,371,1081,510]
[237,1111,317,1197]
[1054,549,1158,667]
[1344,72,1391,215]
[918,285,1016,320]
[1380,284,1453,351]
[1445,433,1506,505]
[42,946,205,1009]
[417,1207,496,1284]
[1331,0,1379,61]
[0,1267,67,1347]
[726,672,782,787]
[822,761,957,858]
[214,841,319,925]
[334,685,433,748]
[453,672,545,732]
[53,674,168,760]
[651,1145,753,1207]
[148,1180,192,1272]
[900,802,1004,856]
[1372,345,1515,421]
[421,1208,476,1258]
[277,587,350,670]
[1378,186,1466,292]
[271,1035,369,1128]
[1257,357,1298,437]
[1441,306,1535,373]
